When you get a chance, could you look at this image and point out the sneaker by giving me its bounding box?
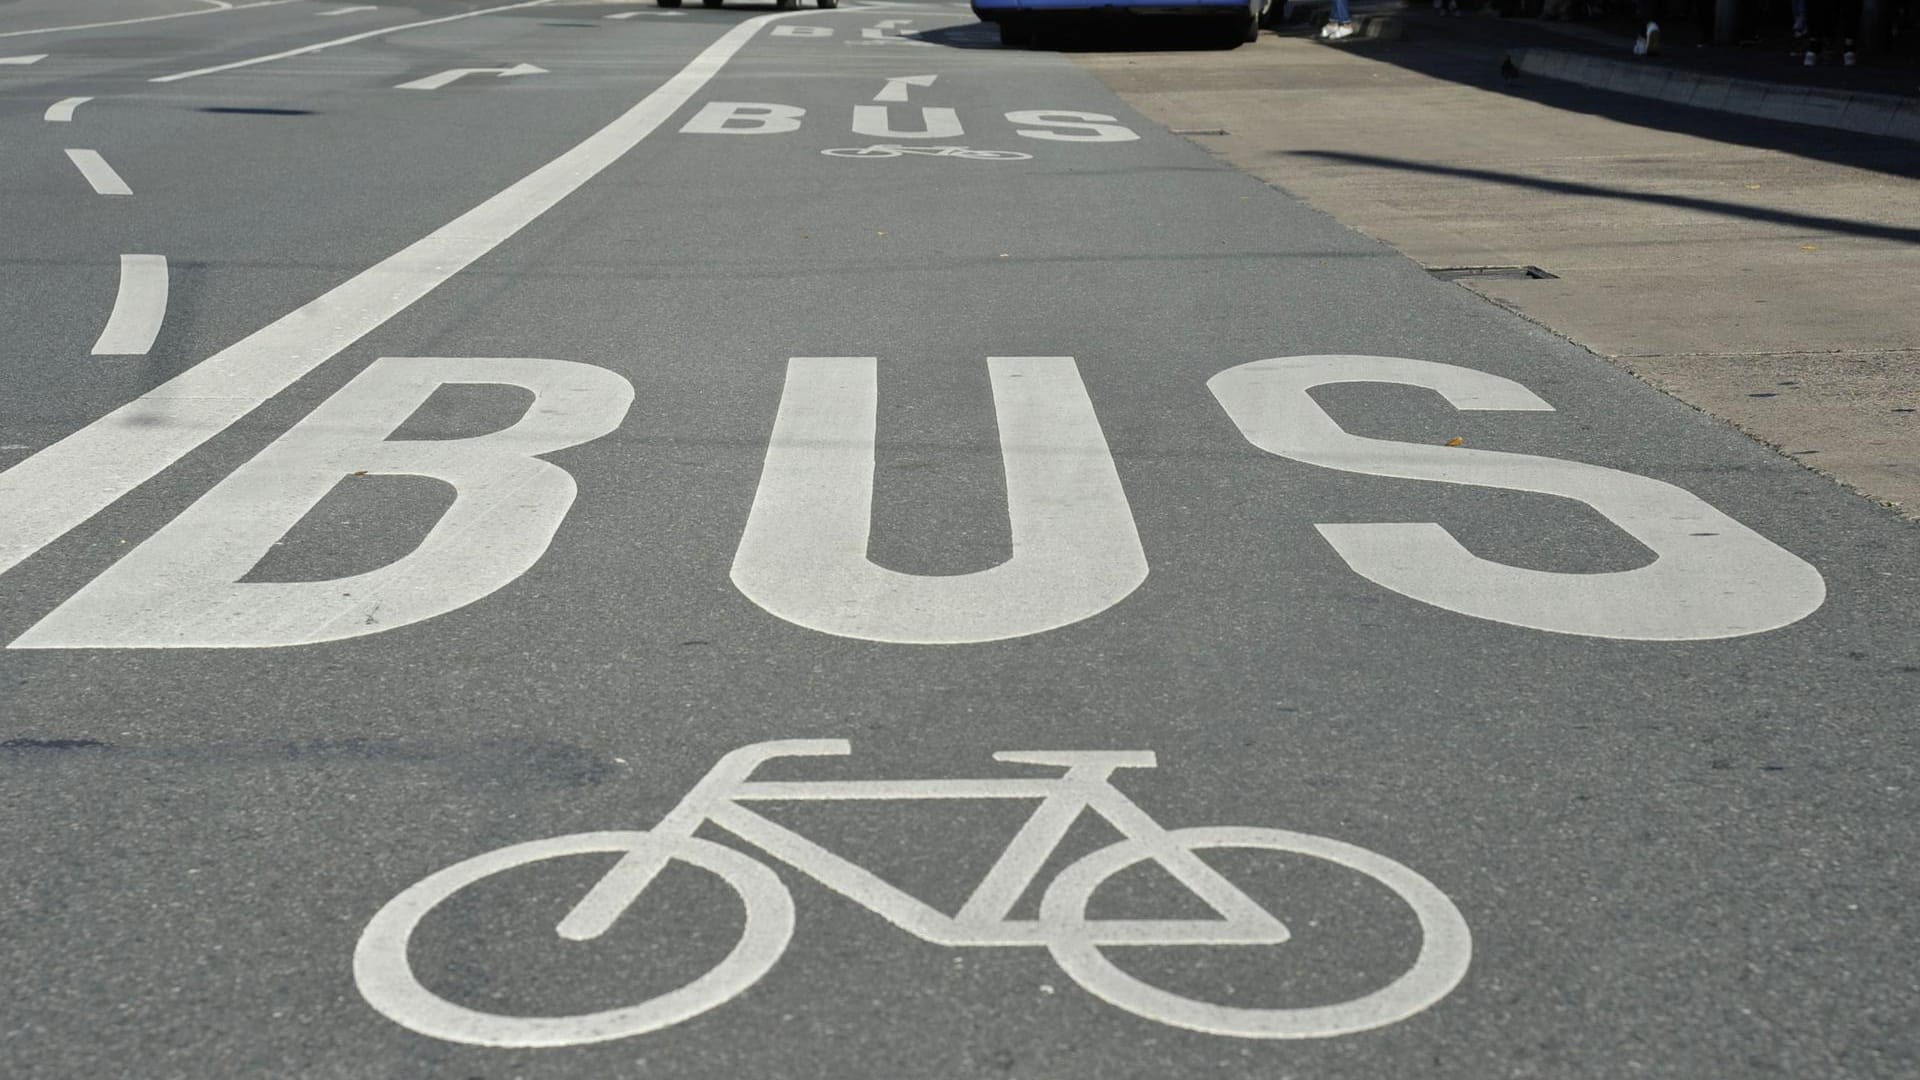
[1644,22,1660,54]
[1327,21,1357,39]
[1633,35,1647,55]
[1804,49,1818,65]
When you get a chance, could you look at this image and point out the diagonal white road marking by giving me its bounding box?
[0,6,838,579]
[151,0,559,83]
[65,149,131,195]
[0,0,302,40]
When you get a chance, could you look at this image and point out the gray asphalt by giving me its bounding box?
[2,2,1916,1077]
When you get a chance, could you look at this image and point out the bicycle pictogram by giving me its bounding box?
[354,740,1471,1048]
[821,144,1034,161]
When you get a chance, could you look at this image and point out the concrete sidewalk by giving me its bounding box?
[1076,30,1920,516]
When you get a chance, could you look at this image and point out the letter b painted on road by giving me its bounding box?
[680,102,806,136]
[12,357,633,649]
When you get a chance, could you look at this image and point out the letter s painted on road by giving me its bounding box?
[1005,111,1139,143]
[1208,355,1825,641]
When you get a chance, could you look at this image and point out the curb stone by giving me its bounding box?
[1511,46,1920,142]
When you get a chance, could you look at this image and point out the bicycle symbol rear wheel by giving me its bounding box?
[1040,827,1471,1039]
[354,831,794,1048]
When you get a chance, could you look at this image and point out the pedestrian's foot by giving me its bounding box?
[1644,21,1661,54]
[1325,21,1357,39]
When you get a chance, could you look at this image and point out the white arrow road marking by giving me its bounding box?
[0,54,49,65]
[395,62,545,91]
[0,7,826,582]
[44,96,90,121]
[93,256,170,357]
[318,4,379,14]
[153,0,558,83]
[65,150,130,196]
[874,74,935,102]
[0,0,302,39]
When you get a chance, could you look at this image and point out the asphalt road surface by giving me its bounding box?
[2,2,1916,1077]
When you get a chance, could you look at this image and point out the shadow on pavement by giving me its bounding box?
[1311,21,1920,179]
[1290,149,1920,242]
[913,21,1260,51]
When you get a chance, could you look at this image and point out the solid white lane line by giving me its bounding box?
[0,6,826,578]
[92,256,170,356]
[0,54,49,64]
[45,96,91,122]
[0,0,303,40]
[152,0,559,83]
[65,149,131,195]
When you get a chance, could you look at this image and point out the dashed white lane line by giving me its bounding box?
[151,0,560,83]
[92,256,171,356]
[0,0,303,40]
[0,5,836,578]
[0,54,49,64]
[44,96,91,122]
[64,149,131,196]
[317,4,380,14]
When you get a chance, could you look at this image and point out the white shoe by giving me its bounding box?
[1644,22,1660,54]
[1327,21,1356,39]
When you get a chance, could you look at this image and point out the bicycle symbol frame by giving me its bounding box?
[821,144,1034,161]
[355,740,1471,1048]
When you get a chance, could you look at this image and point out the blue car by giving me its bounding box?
[973,0,1271,47]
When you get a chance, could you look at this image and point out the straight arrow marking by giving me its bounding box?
[874,74,936,102]
[395,63,546,91]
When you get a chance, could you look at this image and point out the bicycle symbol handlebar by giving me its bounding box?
[354,740,1471,1048]
[821,144,1035,161]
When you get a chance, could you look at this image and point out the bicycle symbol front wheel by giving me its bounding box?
[1040,827,1471,1039]
[354,831,794,1048]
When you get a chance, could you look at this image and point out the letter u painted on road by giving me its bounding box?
[11,357,633,649]
[730,357,1149,644]
[1207,355,1825,641]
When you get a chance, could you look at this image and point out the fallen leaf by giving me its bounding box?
[1445,437,1464,447]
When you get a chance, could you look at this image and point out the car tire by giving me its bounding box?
[656,0,681,7]
[818,0,838,7]
[702,0,723,6]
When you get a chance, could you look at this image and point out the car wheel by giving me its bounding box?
[818,0,838,7]
[656,0,681,7]
[702,0,723,6]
